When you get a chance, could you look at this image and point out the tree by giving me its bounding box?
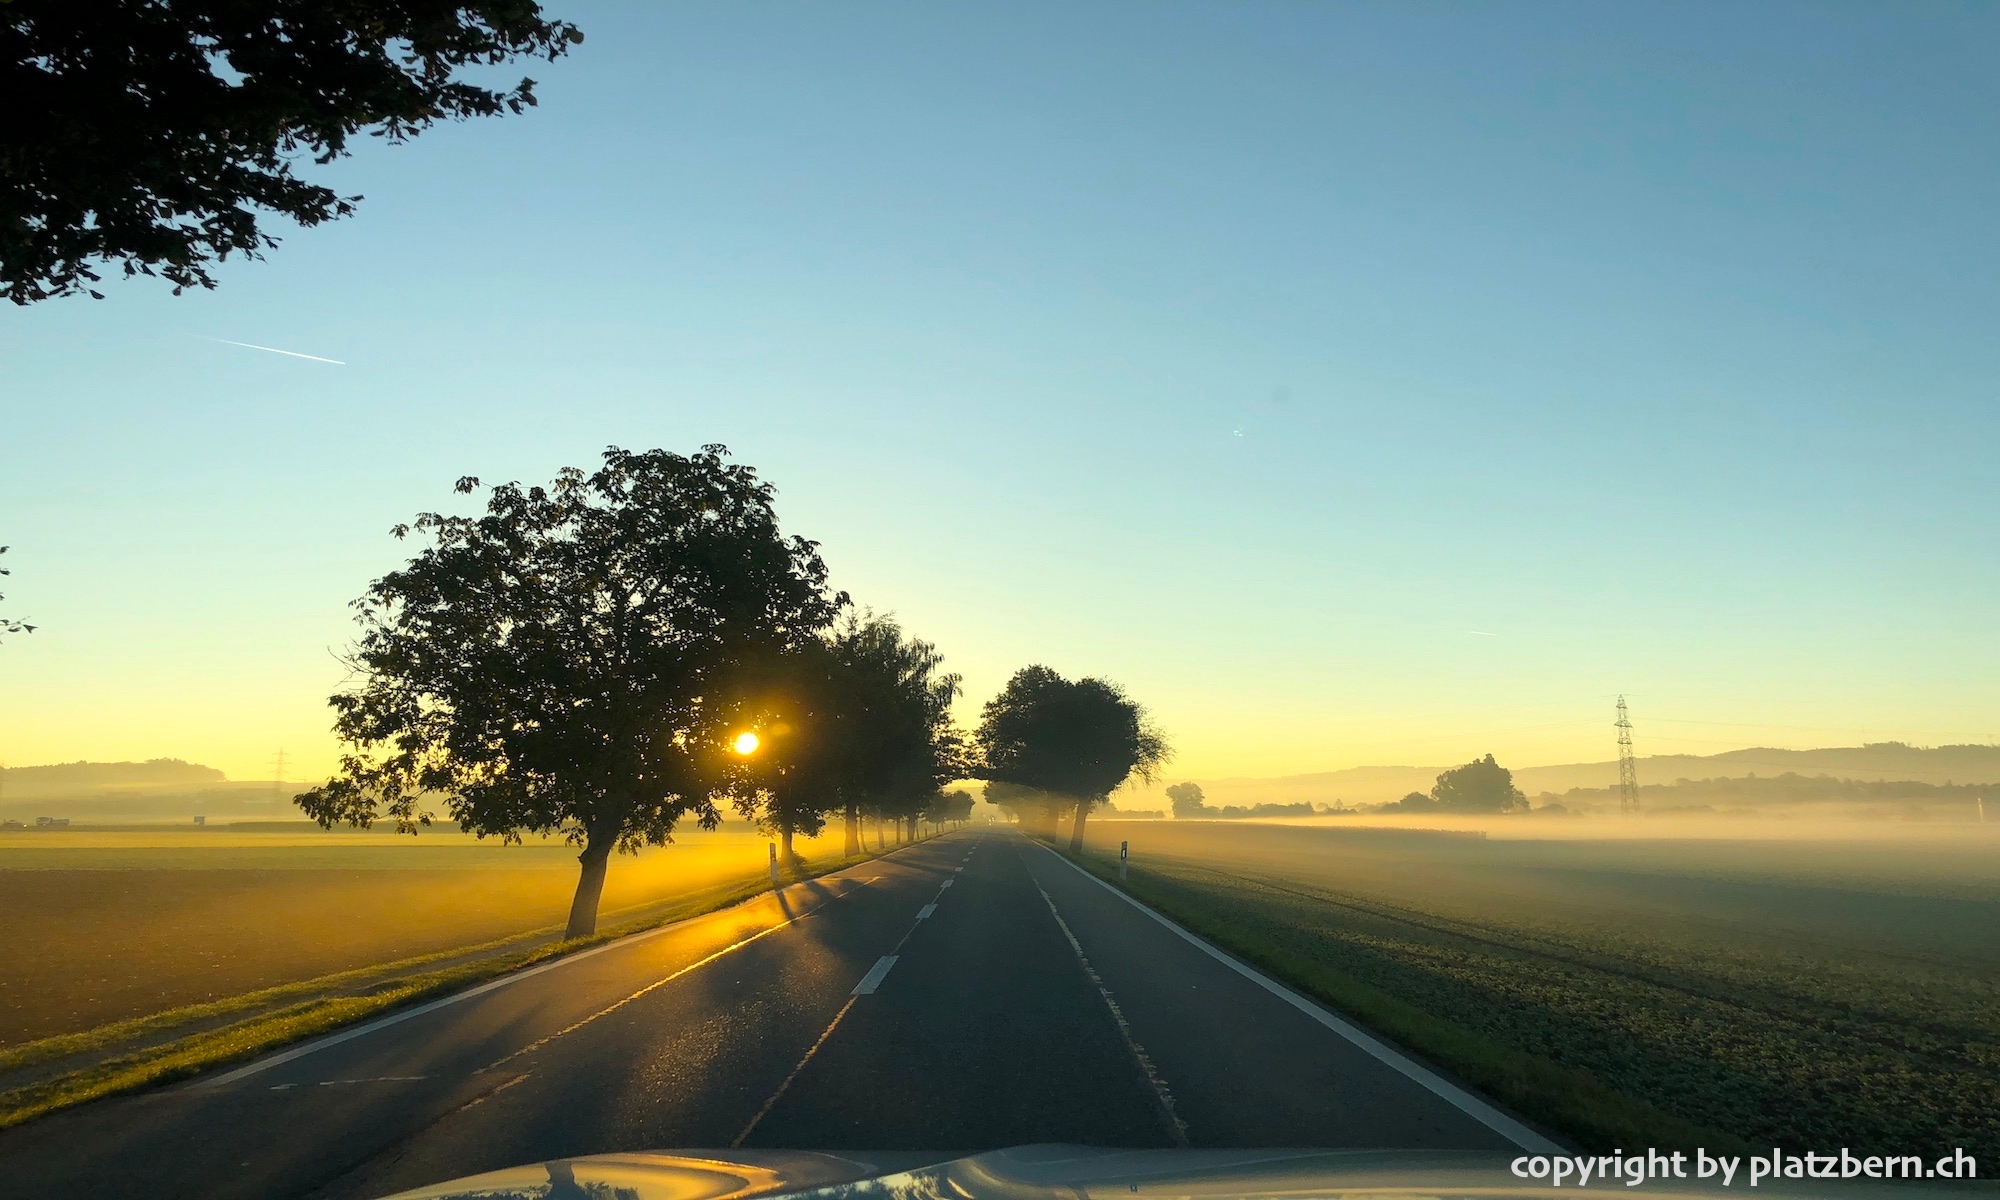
[296,446,845,939]
[719,639,847,864]
[1430,755,1528,813]
[723,612,963,861]
[0,547,35,639]
[981,780,1064,835]
[3,2,582,304]
[975,665,1169,852]
[930,788,975,827]
[828,614,963,853]
[1165,781,1208,818]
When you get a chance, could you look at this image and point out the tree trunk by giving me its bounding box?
[874,816,884,850]
[779,826,795,863]
[844,804,860,857]
[1068,799,1090,853]
[565,837,613,940]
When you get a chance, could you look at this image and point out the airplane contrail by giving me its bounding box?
[1469,630,1498,636]
[205,337,345,365]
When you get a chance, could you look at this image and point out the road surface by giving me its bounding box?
[0,829,1554,1199]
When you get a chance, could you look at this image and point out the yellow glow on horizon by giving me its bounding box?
[731,731,760,756]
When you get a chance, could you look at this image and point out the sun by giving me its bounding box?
[731,731,760,756]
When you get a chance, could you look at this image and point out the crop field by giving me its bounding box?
[0,823,857,1047]
[1078,820,2000,1159]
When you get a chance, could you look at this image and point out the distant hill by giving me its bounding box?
[1544,773,1991,818]
[0,760,316,822]
[1520,743,2000,794]
[0,759,226,798]
[1169,743,2000,807]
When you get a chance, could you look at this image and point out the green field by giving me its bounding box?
[1078,820,2000,1159]
[0,822,856,1047]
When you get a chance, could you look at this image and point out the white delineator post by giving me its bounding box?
[1119,839,1129,882]
[768,841,779,890]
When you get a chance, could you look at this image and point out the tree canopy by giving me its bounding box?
[824,614,965,842]
[975,665,1169,850]
[296,445,844,938]
[1430,754,1528,813]
[1165,781,1208,818]
[3,1,581,303]
[722,613,963,858]
[926,788,975,828]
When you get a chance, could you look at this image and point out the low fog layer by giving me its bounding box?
[1106,741,1999,822]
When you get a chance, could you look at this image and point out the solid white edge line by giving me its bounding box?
[202,871,872,1088]
[1037,843,1567,1156]
[851,954,898,995]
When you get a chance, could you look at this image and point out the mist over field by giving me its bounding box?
[1081,818,2000,1157]
[0,824,858,1046]
[6,726,1996,1162]
[1109,741,2000,823]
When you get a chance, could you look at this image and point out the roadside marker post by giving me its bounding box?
[768,842,779,890]
[1120,839,1129,881]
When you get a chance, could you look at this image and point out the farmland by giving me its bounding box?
[0,822,857,1047]
[1077,819,2000,1159]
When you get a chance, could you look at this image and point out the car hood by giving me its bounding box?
[373,1145,1930,1200]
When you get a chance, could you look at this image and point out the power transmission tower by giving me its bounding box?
[269,748,287,807]
[1615,696,1639,816]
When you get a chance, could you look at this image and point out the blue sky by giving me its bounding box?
[2,1,1996,781]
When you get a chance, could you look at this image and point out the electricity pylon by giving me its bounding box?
[1615,696,1639,817]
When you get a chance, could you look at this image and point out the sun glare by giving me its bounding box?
[731,731,760,756]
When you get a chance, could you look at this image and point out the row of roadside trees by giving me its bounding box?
[298,446,1164,939]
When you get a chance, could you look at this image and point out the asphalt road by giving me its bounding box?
[0,829,1553,1200]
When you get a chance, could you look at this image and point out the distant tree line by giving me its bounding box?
[1161,756,1531,819]
[298,446,1165,938]
[1537,772,1996,811]
[1159,783,1331,820]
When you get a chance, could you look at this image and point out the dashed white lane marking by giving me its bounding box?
[851,955,899,995]
[205,878,870,1088]
[454,1071,532,1114]
[1030,874,1188,1147]
[953,866,963,872]
[939,879,953,888]
[473,886,869,1077]
[730,996,856,1148]
[734,853,946,1146]
[917,903,937,919]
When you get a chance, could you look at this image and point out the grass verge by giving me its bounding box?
[1056,840,1750,1156]
[0,835,939,1130]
